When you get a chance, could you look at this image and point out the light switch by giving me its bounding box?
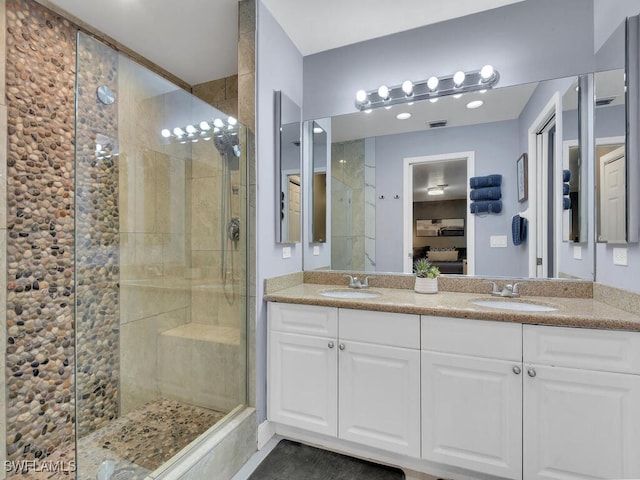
[313,246,320,256]
[573,245,582,260]
[613,247,628,266]
[282,246,292,259]
[490,235,508,248]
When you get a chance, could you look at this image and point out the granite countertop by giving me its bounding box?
[264,283,640,332]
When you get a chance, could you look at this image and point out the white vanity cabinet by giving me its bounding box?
[268,303,421,457]
[268,303,338,436]
[523,325,640,480]
[421,316,524,480]
[338,309,421,457]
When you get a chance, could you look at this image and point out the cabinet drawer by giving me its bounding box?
[422,316,522,361]
[339,309,420,349]
[269,302,338,337]
[524,325,640,374]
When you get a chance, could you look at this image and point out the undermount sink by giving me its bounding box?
[320,289,382,299]
[471,299,558,312]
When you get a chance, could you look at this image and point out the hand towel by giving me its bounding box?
[470,200,502,214]
[563,169,571,182]
[469,174,502,189]
[512,214,528,246]
[563,183,570,195]
[470,186,502,201]
[563,197,571,210]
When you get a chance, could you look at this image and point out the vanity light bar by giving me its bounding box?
[160,117,239,143]
[354,65,499,111]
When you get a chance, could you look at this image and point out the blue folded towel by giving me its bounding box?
[470,186,502,201]
[563,183,570,195]
[512,215,528,246]
[470,174,502,189]
[563,197,571,210]
[470,200,502,214]
[563,170,571,182]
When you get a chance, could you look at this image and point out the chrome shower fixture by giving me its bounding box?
[160,116,239,144]
[354,65,499,112]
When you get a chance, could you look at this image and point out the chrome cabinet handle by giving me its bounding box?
[513,366,521,375]
[528,368,536,378]
[339,343,345,350]
[328,341,334,349]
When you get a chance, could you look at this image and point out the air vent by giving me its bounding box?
[595,97,615,107]
[429,120,448,128]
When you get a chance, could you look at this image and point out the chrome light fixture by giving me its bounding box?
[427,185,447,196]
[354,65,499,111]
[161,116,239,147]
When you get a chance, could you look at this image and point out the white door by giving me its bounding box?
[421,351,523,480]
[268,331,338,436]
[599,146,626,243]
[524,364,640,479]
[339,341,421,457]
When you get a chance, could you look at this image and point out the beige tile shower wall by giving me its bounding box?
[193,75,239,119]
[118,58,192,415]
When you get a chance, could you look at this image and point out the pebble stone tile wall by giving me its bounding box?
[74,33,120,437]
[5,0,77,463]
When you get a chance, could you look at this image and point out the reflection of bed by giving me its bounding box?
[413,247,466,275]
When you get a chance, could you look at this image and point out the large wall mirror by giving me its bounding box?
[303,74,596,280]
[275,90,301,243]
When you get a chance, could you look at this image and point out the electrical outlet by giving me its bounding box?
[613,247,628,266]
[573,245,582,260]
[313,246,320,256]
[282,246,292,259]
[490,235,508,248]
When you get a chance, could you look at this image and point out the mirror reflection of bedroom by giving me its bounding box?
[412,158,468,274]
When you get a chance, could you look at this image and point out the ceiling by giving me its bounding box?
[413,159,468,203]
[45,0,524,86]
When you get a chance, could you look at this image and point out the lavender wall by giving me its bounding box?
[255,0,303,421]
[303,0,595,120]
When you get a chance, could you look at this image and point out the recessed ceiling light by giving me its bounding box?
[364,109,372,114]
[339,159,347,164]
[384,105,392,110]
[396,112,411,120]
[429,98,438,103]
[466,100,484,109]
[313,127,324,133]
[453,94,462,99]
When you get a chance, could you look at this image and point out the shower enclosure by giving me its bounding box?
[72,33,248,478]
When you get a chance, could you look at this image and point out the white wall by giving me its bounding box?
[255,0,303,421]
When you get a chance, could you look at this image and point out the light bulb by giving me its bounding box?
[228,116,238,126]
[161,129,171,138]
[313,127,324,134]
[199,121,210,131]
[356,89,368,104]
[480,64,494,80]
[401,80,413,96]
[466,100,484,109]
[378,85,390,100]
[427,76,439,90]
[173,127,185,136]
[185,124,197,134]
[453,71,466,86]
[213,118,224,128]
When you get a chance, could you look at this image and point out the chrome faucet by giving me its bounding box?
[486,281,526,297]
[344,275,374,289]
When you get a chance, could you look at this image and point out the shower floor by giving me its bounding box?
[22,398,227,480]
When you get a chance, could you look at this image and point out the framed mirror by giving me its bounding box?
[274,90,301,243]
[304,74,595,280]
[311,122,328,243]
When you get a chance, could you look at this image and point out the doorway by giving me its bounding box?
[402,152,475,275]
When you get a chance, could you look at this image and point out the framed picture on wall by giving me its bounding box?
[517,153,528,202]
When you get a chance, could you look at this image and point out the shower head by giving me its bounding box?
[214,131,241,159]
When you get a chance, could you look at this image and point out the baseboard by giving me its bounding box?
[257,420,276,450]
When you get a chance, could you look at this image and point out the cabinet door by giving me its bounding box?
[268,331,338,436]
[524,364,640,480]
[339,341,420,457]
[422,351,523,480]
